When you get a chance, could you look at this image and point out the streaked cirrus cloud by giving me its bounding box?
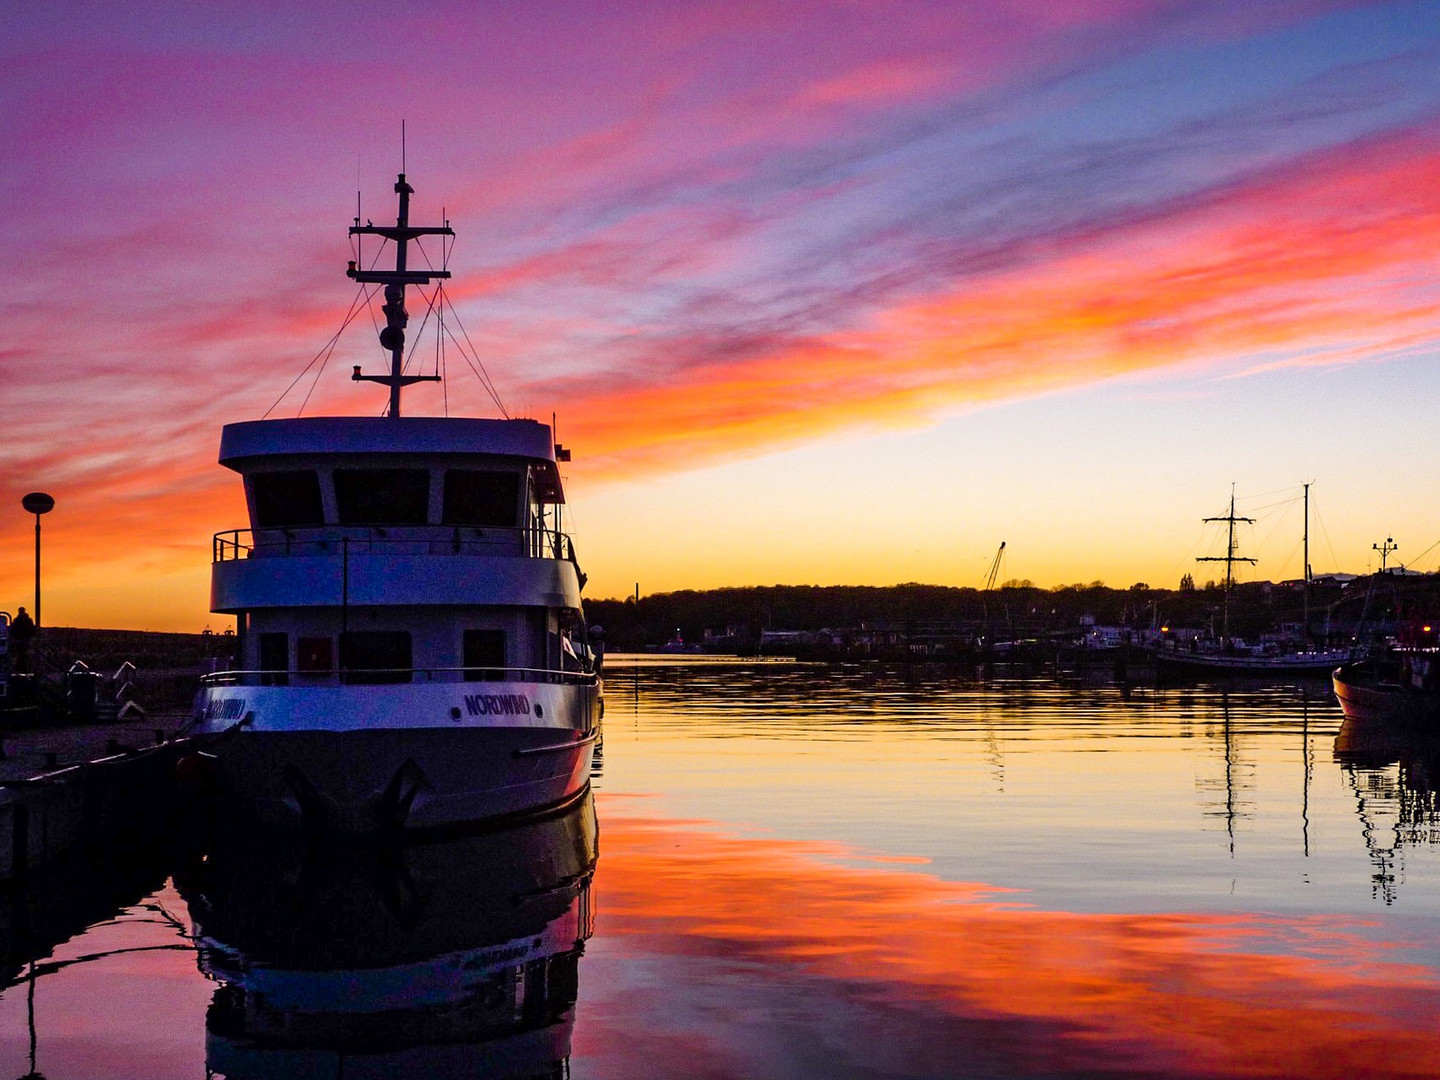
[2,0,1438,625]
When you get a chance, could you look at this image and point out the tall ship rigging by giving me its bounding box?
[190,173,602,832]
[1153,485,1356,676]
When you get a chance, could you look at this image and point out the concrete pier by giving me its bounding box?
[0,716,194,882]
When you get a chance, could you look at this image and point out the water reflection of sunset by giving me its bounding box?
[581,798,1440,1078]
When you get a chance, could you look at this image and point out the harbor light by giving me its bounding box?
[20,491,54,628]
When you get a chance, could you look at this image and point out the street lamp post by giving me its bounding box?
[1373,536,1397,575]
[20,492,54,627]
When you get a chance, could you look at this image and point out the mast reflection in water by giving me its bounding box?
[177,792,597,1079]
[1334,716,1440,904]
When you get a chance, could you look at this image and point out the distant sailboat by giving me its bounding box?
[1153,484,1358,676]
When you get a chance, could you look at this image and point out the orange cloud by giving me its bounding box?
[583,801,1440,1077]
[558,130,1440,481]
[9,129,1439,628]
[5,7,1434,627]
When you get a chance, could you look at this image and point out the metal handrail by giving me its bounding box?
[199,665,599,687]
[212,525,575,563]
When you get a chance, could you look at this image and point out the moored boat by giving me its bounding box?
[1153,484,1359,678]
[1152,644,1357,677]
[1332,651,1440,726]
[190,173,602,832]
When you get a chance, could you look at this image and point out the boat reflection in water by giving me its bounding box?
[177,791,597,1079]
[1334,716,1440,904]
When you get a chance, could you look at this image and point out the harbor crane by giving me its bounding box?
[982,541,1006,631]
[984,541,1007,593]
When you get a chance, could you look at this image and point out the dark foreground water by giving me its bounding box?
[4,657,1440,1078]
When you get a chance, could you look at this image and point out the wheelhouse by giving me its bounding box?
[211,416,588,686]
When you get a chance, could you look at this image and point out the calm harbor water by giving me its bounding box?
[4,656,1440,1078]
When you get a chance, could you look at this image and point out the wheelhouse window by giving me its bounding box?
[259,632,288,686]
[340,631,412,684]
[443,470,520,527]
[251,471,324,528]
[297,636,333,674]
[334,469,429,525]
[463,629,506,681]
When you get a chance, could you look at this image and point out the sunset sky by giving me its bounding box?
[5,0,1440,631]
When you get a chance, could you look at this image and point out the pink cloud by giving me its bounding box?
[0,0,1424,626]
[546,127,1440,480]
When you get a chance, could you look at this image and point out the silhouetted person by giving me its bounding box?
[9,606,35,673]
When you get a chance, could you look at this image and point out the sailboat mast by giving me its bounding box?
[1197,487,1255,644]
[1303,482,1310,640]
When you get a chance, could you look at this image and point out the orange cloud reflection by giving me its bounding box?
[583,800,1440,1078]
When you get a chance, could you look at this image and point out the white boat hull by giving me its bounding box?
[194,679,600,831]
[196,178,605,838]
[1150,647,1355,676]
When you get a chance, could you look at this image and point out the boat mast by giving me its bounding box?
[1197,486,1255,644]
[346,174,453,417]
[1302,482,1310,641]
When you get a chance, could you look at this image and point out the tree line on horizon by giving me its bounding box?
[583,573,1438,652]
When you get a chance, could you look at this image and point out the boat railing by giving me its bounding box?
[199,665,600,688]
[213,526,575,563]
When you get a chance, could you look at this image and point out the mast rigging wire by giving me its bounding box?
[413,234,508,415]
[399,281,446,380]
[440,297,449,417]
[264,235,397,418]
[266,213,511,418]
[1310,495,1342,575]
[263,280,375,419]
[440,290,509,417]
